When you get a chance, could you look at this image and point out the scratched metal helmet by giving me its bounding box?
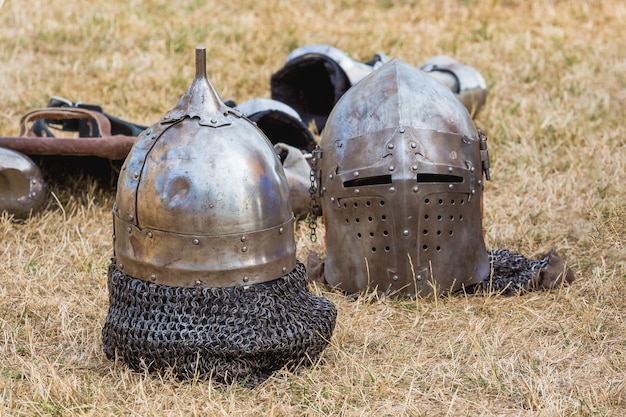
[113,56,296,287]
[319,59,491,298]
[0,147,46,219]
[103,47,336,386]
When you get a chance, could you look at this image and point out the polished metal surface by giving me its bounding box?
[319,59,490,297]
[235,98,317,152]
[0,147,45,219]
[420,55,488,117]
[236,98,303,121]
[114,47,296,287]
[285,44,389,85]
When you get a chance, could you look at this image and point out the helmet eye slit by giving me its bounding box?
[416,173,463,183]
[343,174,392,187]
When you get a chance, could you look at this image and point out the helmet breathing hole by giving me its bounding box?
[436,246,441,252]
[369,232,374,237]
[425,198,430,204]
[355,218,360,223]
[357,233,362,238]
[366,201,371,206]
[383,230,389,236]
[384,246,390,252]
[438,199,443,205]
[380,200,385,206]
[422,245,428,251]
[436,230,442,236]
[381,214,387,221]
[437,215,442,221]
[423,229,428,235]
[368,216,373,222]
[449,230,454,236]
[459,215,464,221]
[345,218,349,223]
[424,214,429,220]
[371,247,377,253]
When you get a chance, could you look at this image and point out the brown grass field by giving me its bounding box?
[1,0,625,415]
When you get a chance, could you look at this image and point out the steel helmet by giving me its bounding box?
[319,59,491,297]
[103,47,336,386]
[0,147,45,219]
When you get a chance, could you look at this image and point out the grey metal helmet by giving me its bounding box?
[283,44,390,86]
[113,50,296,288]
[419,55,488,118]
[235,97,317,152]
[271,44,389,132]
[319,59,491,298]
[104,47,336,386]
[0,147,45,219]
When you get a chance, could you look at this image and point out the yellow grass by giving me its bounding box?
[1,0,625,415]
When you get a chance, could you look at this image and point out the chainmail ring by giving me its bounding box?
[465,248,551,295]
[102,260,337,387]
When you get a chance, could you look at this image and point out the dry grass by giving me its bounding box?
[1,0,625,415]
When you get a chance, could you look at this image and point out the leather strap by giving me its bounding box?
[20,108,113,137]
[0,107,136,160]
[29,96,148,137]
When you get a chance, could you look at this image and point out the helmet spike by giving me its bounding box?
[195,46,207,79]
[160,46,230,126]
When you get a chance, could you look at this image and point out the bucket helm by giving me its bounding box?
[0,147,45,219]
[103,47,336,386]
[318,59,491,298]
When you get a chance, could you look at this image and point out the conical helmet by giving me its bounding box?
[113,49,296,287]
[103,47,336,386]
[319,59,491,297]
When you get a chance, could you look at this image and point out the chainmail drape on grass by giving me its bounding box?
[464,248,551,295]
[102,260,337,387]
